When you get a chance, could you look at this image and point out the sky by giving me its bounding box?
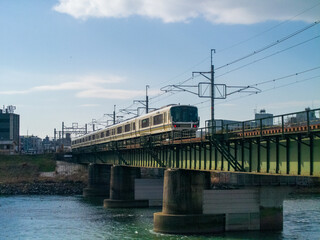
[0,0,319,138]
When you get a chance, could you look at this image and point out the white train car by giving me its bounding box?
[71,104,199,150]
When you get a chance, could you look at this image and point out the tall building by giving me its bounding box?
[0,106,20,154]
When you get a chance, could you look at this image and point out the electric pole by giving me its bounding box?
[161,49,260,135]
[146,85,149,113]
[113,105,116,125]
[210,49,215,124]
[134,85,150,114]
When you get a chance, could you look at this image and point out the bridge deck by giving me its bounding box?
[68,108,320,177]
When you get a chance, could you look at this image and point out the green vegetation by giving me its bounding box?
[0,154,56,183]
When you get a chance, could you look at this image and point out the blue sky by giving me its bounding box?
[0,0,319,138]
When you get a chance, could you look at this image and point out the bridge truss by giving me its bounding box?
[70,108,320,177]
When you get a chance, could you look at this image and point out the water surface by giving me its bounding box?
[0,194,319,240]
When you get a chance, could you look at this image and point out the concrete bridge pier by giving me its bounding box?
[103,166,149,208]
[83,164,111,197]
[259,186,292,231]
[154,169,225,234]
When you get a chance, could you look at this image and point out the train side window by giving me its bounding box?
[92,135,95,140]
[101,132,104,138]
[153,114,163,125]
[117,126,122,134]
[89,136,92,141]
[106,130,110,137]
[112,129,115,135]
[125,124,130,132]
[132,122,136,131]
[141,118,149,128]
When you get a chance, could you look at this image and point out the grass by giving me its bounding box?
[0,154,56,183]
[0,154,56,172]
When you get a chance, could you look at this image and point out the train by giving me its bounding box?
[71,104,199,150]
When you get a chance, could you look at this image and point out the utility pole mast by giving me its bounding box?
[113,105,116,124]
[146,85,149,114]
[134,85,150,115]
[104,105,117,125]
[161,49,260,135]
[210,49,215,124]
[192,49,216,131]
[62,122,64,139]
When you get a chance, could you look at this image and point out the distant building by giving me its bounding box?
[56,133,72,152]
[20,135,43,154]
[0,106,20,154]
[255,109,273,127]
[205,119,241,134]
[42,135,56,153]
[205,109,274,134]
[213,119,242,131]
[286,107,320,125]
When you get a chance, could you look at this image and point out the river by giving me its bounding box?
[0,194,319,240]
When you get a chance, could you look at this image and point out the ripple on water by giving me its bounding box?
[0,194,320,240]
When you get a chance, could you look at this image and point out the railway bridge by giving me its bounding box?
[58,108,320,234]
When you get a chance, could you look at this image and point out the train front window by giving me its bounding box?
[170,106,198,123]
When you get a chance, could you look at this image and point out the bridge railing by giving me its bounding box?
[72,108,320,152]
[207,108,320,140]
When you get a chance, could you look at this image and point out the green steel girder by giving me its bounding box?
[209,136,245,172]
[69,127,320,177]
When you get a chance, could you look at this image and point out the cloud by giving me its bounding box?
[0,74,151,100]
[76,88,160,99]
[76,89,145,99]
[33,75,124,91]
[0,74,123,94]
[53,0,319,24]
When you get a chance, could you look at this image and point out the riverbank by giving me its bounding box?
[0,181,86,195]
[0,154,88,195]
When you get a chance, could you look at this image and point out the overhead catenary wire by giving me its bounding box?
[84,8,320,129]
[216,35,320,79]
[216,20,320,71]
[155,1,320,89]
[152,22,320,105]
[149,75,201,103]
[195,73,320,110]
[217,2,320,54]
[101,18,320,122]
[252,66,320,87]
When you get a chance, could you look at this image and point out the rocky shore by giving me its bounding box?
[0,181,87,195]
